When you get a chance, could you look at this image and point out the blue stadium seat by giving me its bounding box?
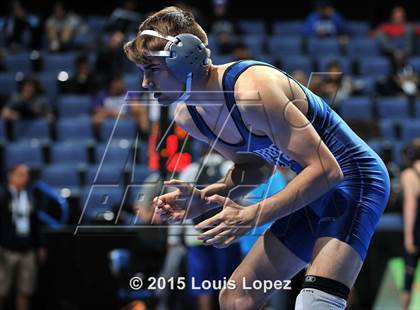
[211,54,236,65]
[123,74,141,92]
[379,119,396,139]
[377,97,409,119]
[41,164,81,192]
[38,73,58,100]
[408,56,420,73]
[347,38,379,58]
[346,21,370,37]
[207,34,219,54]
[85,164,126,186]
[366,139,383,154]
[135,139,149,165]
[56,117,94,142]
[390,140,405,165]
[42,53,77,74]
[353,76,376,95]
[5,142,43,168]
[5,53,31,73]
[340,96,372,120]
[0,119,6,142]
[12,119,50,142]
[95,143,132,165]
[307,38,341,57]
[87,16,108,32]
[128,165,156,185]
[99,119,137,142]
[50,142,89,165]
[0,72,18,96]
[57,95,91,118]
[358,57,391,77]
[243,35,265,55]
[272,21,303,36]
[400,119,420,143]
[280,55,313,75]
[254,54,275,64]
[79,186,124,223]
[237,20,265,34]
[317,57,352,75]
[127,172,160,204]
[416,99,420,118]
[268,36,302,56]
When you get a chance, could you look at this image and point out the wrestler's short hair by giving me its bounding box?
[124,6,208,65]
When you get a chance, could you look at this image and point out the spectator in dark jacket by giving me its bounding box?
[1,77,53,121]
[0,164,46,310]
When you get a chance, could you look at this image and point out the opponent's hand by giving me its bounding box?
[153,179,207,223]
[196,195,258,248]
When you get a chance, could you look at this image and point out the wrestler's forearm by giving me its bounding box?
[251,164,343,226]
[200,161,274,202]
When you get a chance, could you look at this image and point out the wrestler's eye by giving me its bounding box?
[151,68,160,72]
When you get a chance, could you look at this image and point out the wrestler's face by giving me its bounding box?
[139,57,184,105]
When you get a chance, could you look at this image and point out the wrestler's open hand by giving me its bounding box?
[196,195,258,248]
[153,179,207,223]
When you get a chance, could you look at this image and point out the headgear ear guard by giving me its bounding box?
[139,30,210,83]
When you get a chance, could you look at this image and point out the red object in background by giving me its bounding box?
[148,125,192,173]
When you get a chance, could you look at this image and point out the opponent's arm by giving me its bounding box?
[401,170,419,253]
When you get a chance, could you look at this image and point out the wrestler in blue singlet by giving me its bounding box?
[186,60,390,262]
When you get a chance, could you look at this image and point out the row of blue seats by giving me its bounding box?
[213,54,417,78]
[367,138,407,165]
[79,182,161,224]
[82,17,375,36]
[340,97,420,120]
[2,140,149,169]
[39,163,156,190]
[209,36,420,58]
[3,38,420,74]
[0,118,139,143]
[0,56,413,102]
[0,73,141,99]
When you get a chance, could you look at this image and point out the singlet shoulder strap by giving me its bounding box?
[222,60,277,139]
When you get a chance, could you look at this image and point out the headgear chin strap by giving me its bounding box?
[140,29,210,103]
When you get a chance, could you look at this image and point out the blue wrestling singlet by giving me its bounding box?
[186,60,390,261]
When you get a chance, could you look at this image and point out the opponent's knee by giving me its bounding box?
[295,275,349,310]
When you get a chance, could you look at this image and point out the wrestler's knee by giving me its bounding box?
[219,287,257,310]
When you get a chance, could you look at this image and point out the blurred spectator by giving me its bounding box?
[1,77,52,121]
[291,69,323,95]
[64,54,98,94]
[0,164,46,310]
[232,42,252,60]
[376,54,418,97]
[95,31,126,86]
[106,0,142,34]
[2,1,41,51]
[399,139,420,310]
[92,75,128,127]
[45,2,85,52]
[374,6,415,65]
[320,60,354,109]
[303,0,348,39]
[211,0,238,55]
